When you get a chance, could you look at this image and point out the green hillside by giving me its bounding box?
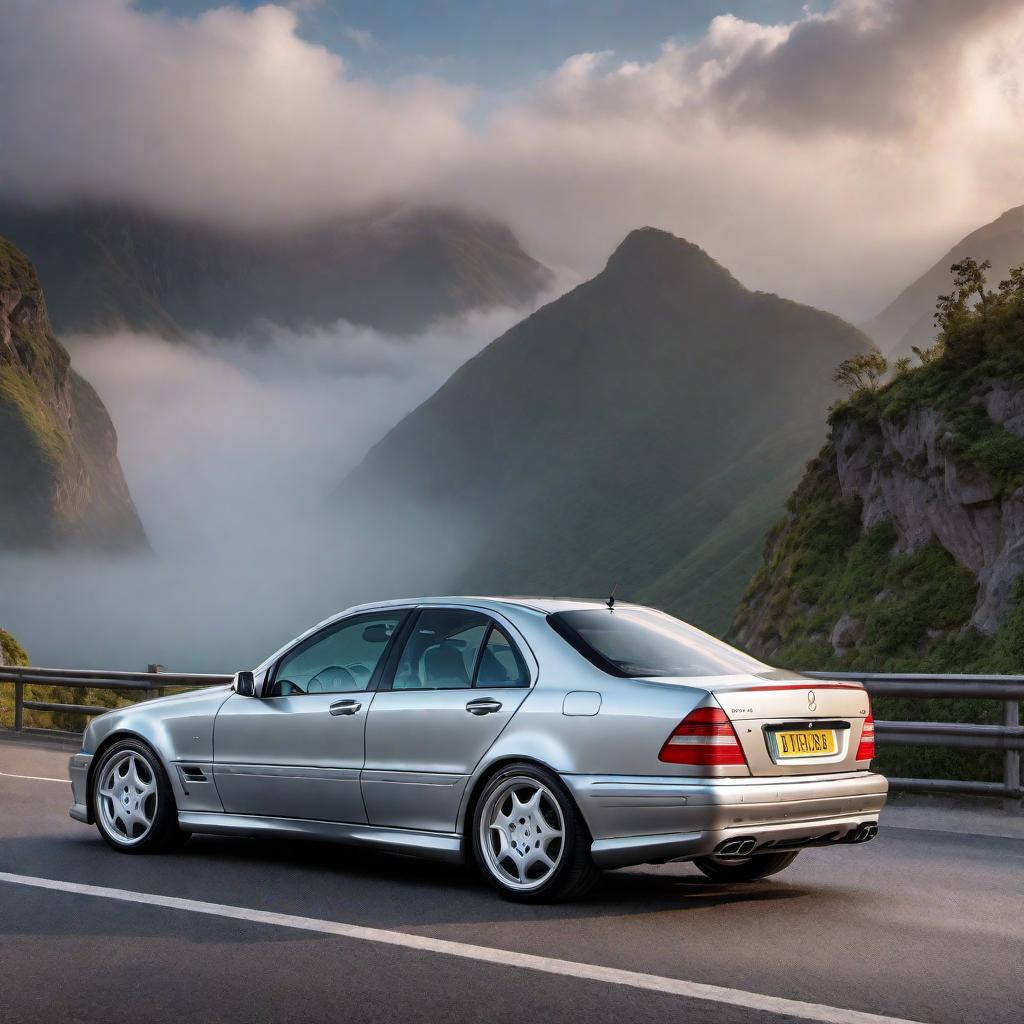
[0,202,552,338]
[865,204,1024,356]
[338,227,868,633]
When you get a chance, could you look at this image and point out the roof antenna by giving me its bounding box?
[606,584,618,610]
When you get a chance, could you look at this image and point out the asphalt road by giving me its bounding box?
[0,737,1021,1024]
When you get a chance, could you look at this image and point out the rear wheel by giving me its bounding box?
[693,850,799,882]
[92,739,188,853]
[472,763,600,903]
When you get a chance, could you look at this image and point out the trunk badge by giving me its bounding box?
[807,690,817,711]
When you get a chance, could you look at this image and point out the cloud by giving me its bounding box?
[0,0,471,225]
[1,0,1023,317]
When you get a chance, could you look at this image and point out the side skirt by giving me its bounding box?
[177,811,465,864]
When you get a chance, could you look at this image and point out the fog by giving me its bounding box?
[0,301,558,671]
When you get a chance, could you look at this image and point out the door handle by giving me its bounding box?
[466,698,502,716]
[329,699,362,716]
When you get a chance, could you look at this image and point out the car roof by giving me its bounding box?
[338,596,640,616]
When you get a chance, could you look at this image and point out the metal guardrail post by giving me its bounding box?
[13,678,23,732]
[149,663,165,699]
[1006,699,1022,812]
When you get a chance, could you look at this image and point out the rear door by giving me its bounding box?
[711,678,873,776]
[362,607,532,833]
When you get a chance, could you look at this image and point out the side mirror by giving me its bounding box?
[233,670,256,697]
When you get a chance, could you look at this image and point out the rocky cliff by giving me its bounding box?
[0,236,147,550]
[733,265,1024,671]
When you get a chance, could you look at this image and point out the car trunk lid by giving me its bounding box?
[709,675,872,776]
[636,672,871,777]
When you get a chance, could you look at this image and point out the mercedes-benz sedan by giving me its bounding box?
[69,598,886,902]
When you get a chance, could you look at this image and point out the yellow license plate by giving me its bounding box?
[774,729,836,758]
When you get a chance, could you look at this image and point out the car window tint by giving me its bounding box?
[549,608,769,678]
[475,627,529,688]
[270,614,403,696]
[391,609,489,690]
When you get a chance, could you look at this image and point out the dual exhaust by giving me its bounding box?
[714,821,878,858]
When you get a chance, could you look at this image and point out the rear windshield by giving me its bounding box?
[548,608,769,678]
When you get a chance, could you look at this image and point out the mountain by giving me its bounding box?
[336,227,869,634]
[0,202,553,339]
[865,204,1024,356]
[732,266,1024,673]
[0,235,147,550]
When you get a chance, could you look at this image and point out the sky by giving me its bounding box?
[133,0,814,89]
[2,0,1024,316]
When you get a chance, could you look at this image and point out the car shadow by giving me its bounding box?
[0,829,814,940]
[177,833,813,922]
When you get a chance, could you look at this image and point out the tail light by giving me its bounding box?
[659,706,747,766]
[856,712,875,761]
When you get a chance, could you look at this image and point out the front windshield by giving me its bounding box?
[549,607,769,678]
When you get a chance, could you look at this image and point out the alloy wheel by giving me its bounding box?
[96,751,159,847]
[479,776,565,891]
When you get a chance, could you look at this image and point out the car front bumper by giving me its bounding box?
[68,752,93,823]
[565,770,888,869]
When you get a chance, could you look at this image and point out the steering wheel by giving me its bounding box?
[307,665,357,692]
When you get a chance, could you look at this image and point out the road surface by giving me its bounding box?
[0,736,1021,1024]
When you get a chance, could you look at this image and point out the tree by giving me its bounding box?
[935,257,991,333]
[833,346,888,395]
[997,265,1024,299]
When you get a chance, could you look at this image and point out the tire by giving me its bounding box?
[91,738,189,854]
[692,850,799,882]
[471,763,601,903]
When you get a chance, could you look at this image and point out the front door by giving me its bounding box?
[362,607,532,833]
[213,610,407,822]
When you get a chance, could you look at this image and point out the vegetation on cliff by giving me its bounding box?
[0,235,147,550]
[732,260,1024,783]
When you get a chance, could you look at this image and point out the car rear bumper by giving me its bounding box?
[68,752,93,824]
[564,770,888,869]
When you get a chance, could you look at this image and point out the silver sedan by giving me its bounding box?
[69,598,887,902]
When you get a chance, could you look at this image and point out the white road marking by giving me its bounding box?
[0,770,66,784]
[0,871,927,1024]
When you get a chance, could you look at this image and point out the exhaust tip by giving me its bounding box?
[715,836,758,857]
[849,822,878,843]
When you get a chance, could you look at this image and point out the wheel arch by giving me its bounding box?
[457,754,591,861]
[86,730,176,822]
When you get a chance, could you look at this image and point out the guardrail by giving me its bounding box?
[804,672,1023,808]
[1,665,1021,808]
[0,665,232,730]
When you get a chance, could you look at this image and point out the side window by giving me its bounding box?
[476,626,529,688]
[390,609,489,690]
[269,613,403,696]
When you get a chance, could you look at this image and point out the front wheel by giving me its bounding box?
[471,764,600,903]
[692,850,799,882]
[92,739,188,853]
